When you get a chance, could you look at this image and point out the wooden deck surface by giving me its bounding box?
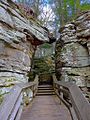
[20,95,72,120]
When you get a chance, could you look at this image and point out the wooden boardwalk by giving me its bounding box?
[20,95,72,120]
[0,76,90,120]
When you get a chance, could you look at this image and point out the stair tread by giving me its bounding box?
[37,85,55,96]
[36,92,55,96]
[38,90,54,93]
[38,87,53,90]
[38,85,52,88]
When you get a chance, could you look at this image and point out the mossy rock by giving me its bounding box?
[27,71,35,82]
[0,95,3,105]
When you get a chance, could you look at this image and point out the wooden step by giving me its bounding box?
[37,85,55,96]
[36,92,55,96]
[38,87,53,90]
[38,85,52,88]
[38,90,54,93]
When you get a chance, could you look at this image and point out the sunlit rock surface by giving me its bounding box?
[55,11,90,87]
[0,0,49,100]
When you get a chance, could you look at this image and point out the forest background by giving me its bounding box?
[14,0,90,57]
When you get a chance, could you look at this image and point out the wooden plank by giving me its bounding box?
[53,75,90,120]
[20,95,72,120]
[69,107,78,120]
[9,94,23,120]
[15,106,23,120]
[0,85,22,120]
[0,75,39,120]
[69,85,90,120]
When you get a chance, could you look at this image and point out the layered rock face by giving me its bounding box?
[55,11,90,87]
[0,0,49,97]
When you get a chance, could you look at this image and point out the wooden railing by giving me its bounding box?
[0,75,38,120]
[52,74,90,120]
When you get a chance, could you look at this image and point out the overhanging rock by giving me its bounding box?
[0,0,51,94]
[0,0,49,46]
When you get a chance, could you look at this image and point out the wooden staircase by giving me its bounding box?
[36,85,55,96]
[0,75,90,120]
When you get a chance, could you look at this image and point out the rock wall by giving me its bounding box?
[55,11,90,87]
[0,0,49,99]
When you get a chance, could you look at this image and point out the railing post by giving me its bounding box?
[57,85,62,105]
[57,85,60,95]
[32,85,35,98]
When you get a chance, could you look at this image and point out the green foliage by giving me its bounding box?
[80,3,90,11]
[14,0,90,34]
[0,96,3,105]
[40,43,52,49]
[27,71,35,82]
[34,55,55,75]
[49,0,90,26]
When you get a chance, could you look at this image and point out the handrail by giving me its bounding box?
[0,75,38,120]
[52,74,90,120]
